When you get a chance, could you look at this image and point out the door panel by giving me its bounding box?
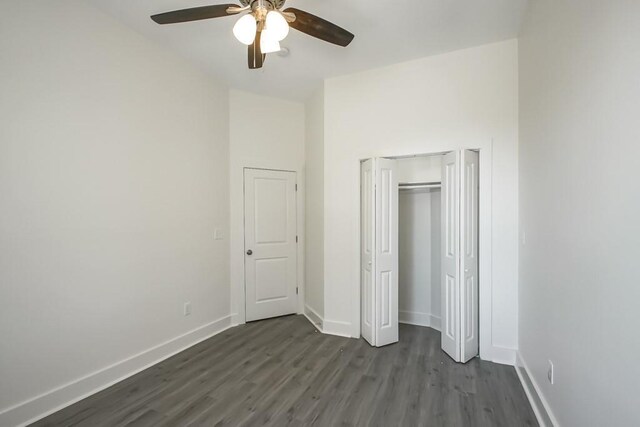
[460,150,479,362]
[375,158,398,347]
[441,151,460,361]
[254,258,289,302]
[361,159,375,345]
[254,178,288,243]
[445,274,457,341]
[244,169,297,322]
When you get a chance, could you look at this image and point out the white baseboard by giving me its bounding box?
[303,304,324,332]
[231,312,245,326]
[490,345,517,365]
[429,315,441,331]
[515,352,559,427]
[303,307,353,339]
[399,310,430,327]
[0,315,233,427]
[399,310,441,331]
[322,318,353,338]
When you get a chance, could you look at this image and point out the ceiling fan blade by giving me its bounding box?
[248,30,266,69]
[151,4,241,25]
[283,8,354,47]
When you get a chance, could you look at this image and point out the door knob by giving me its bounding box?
[246,249,253,255]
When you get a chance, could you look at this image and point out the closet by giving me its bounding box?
[360,150,479,363]
[397,156,442,333]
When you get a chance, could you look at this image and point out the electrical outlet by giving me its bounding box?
[547,360,554,385]
[184,302,192,317]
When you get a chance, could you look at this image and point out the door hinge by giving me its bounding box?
[296,287,299,295]
[296,235,298,243]
[295,184,298,191]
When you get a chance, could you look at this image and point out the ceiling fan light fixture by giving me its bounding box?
[151,3,355,70]
[260,30,281,53]
[265,11,289,41]
[233,14,257,45]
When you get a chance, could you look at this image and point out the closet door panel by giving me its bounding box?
[441,151,460,361]
[375,158,399,347]
[460,150,479,362]
[361,159,376,346]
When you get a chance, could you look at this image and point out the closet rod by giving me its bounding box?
[398,181,441,190]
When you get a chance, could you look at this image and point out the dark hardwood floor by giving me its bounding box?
[32,315,537,426]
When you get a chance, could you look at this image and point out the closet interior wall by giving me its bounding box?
[397,156,443,331]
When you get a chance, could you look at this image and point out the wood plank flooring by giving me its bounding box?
[31,315,537,427]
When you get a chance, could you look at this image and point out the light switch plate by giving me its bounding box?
[214,228,224,240]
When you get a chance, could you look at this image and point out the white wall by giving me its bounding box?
[0,1,230,425]
[398,189,441,329]
[304,87,325,321]
[229,90,305,325]
[396,156,443,184]
[399,190,432,324]
[519,1,640,425]
[322,40,519,362]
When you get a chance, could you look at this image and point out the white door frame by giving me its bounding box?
[358,147,492,361]
[236,166,303,324]
[244,168,299,322]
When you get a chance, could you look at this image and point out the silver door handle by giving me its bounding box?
[368,261,372,266]
[465,269,469,273]
[246,249,253,255]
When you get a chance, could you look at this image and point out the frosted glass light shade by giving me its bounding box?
[260,29,281,53]
[265,11,289,41]
[233,14,257,45]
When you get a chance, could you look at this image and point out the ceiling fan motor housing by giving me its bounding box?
[240,0,287,10]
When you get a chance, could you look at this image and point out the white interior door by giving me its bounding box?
[441,150,480,362]
[244,168,297,322]
[374,158,399,347]
[460,150,479,362]
[441,151,460,361]
[360,159,376,345]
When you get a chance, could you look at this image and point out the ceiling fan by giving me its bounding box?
[150,0,355,69]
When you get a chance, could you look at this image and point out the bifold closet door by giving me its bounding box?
[441,151,460,361]
[441,150,479,363]
[361,159,376,346]
[374,158,399,347]
[460,150,479,362]
[361,158,399,347]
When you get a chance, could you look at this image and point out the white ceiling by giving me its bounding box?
[88,0,529,101]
